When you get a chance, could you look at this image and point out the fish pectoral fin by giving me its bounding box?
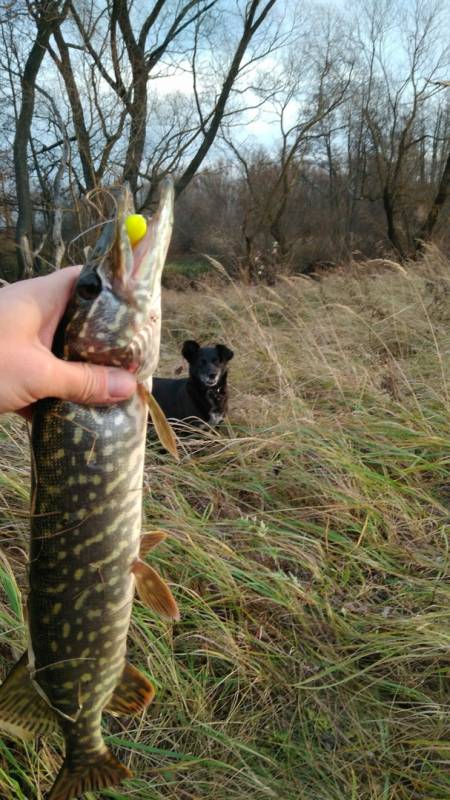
[140,383,179,460]
[0,651,58,740]
[140,530,167,558]
[105,661,155,716]
[132,559,180,620]
[48,748,131,800]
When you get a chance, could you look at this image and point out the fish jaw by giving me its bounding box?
[129,178,175,381]
[64,178,174,377]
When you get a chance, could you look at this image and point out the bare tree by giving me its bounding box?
[32,85,72,268]
[175,0,279,197]
[350,0,449,258]
[2,0,448,278]
[2,0,289,273]
[60,0,220,196]
[222,10,353,278]
[13,0,69,277]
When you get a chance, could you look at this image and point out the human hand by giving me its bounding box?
[0,267,137,419]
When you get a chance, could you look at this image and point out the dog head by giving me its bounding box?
[182,340,234,387]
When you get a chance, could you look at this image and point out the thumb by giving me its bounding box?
[47,358,137,404]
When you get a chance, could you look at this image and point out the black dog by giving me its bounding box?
[152,340,234,427]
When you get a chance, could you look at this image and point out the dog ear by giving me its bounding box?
[182,340,200,362]
[216,344,234,363]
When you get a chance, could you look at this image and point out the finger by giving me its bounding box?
[46,358,137,404]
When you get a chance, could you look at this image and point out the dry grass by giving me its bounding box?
[1,246,450,799]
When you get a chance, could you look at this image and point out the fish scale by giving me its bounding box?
[29,392,144,726]
[0,180,179,800]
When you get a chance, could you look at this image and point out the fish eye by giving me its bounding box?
[77,270,103,301]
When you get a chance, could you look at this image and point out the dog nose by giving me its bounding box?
[209,373,216,380]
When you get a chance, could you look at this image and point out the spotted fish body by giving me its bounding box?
[0,181,178,800]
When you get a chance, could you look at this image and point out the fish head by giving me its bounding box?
[64,179,174,380]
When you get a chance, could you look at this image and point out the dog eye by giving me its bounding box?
[77,270,102,301]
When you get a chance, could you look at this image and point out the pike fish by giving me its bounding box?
[0,180,179,800]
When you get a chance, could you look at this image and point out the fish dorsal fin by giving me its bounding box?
[140,383,179,459]
[105,661,155,716]
[132,559,180,620]
[140,530,167,558]
[0,651,58,740]
[48,748,131,800]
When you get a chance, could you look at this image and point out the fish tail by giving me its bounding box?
[47,748,131,800]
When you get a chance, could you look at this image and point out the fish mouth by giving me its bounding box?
[126,179,174,287]
[95,179,174,295]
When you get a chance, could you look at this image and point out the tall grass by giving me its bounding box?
[1,247,450,799]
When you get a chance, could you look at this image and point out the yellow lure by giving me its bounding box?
[125,214,147,246]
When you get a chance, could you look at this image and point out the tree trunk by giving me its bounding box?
[176,0,278,197]
[53,28,97,192]
[123,71,148,194]
[13,1,69,279]
[382,186,406,259]
[414,149,450,253]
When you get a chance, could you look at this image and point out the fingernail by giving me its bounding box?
[107,369,136,399]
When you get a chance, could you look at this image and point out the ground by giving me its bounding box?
[0,247,450,799]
